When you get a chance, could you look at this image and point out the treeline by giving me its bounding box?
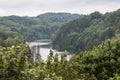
[52,9,120,53]
[0,29,23,47]
[0,13,81,41]
[0,37,120,80]
[1,9,120,80]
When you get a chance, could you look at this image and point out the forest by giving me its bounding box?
[52,9,120,53]
[0,13,81,41]
[0,9,120,80]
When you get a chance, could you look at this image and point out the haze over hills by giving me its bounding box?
[0,0,120,16]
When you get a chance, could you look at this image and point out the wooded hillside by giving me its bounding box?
[52,9,120,53]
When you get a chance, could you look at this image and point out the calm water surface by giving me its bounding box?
[29,40,72,60]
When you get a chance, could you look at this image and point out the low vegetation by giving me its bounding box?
[0,38,120,80]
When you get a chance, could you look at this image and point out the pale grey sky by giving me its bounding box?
[0,0,120,16]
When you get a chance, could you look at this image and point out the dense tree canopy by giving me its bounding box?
[52,9,120,53]
[0,13,81,41]
[0,38,120,80]
[0,9,120,80]
[0,29,23,47]
[69,38,120,79]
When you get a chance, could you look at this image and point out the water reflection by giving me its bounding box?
[29,40,72,61]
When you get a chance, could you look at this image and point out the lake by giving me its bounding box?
[29,39,72,61]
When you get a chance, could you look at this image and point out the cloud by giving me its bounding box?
[0,0,119,16]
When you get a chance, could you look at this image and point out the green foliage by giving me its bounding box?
[0,42,31,80]
[52,9,120,52]
[69,38,120,79]
[0,13,81,41]
[0,38,120,80]
[0,29,23,47]
[0,42,70,80]
[0,10,120,80]
[109,74,120,80]
[22,50,71,80]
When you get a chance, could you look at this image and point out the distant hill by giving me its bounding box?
[52,9,120,52]
[0,13,82,41]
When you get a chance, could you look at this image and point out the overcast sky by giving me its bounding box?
[0,0,120,16]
